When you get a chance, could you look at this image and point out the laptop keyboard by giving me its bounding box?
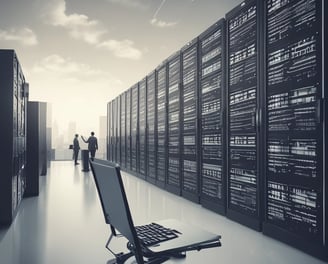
[135,223,179,246]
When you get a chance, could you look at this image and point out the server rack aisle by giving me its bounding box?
[199,19,227,215]
[166,52,182,195]
[156,64,167,188]
[0,50,28,225]
[262,0,327,260]
[226,0,263,231]
[146,71,157,184]
[181,39,200,203]
[120,93,126,169]
[139,78,147,179]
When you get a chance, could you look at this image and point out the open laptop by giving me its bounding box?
[90,159,221,264]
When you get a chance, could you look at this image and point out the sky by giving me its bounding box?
[0,0,241,136]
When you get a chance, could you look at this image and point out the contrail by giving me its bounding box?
[153,0,166,19]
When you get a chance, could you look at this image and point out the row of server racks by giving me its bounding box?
[108,0,327,260]
[0,50,28,225]
[0,50,49,226]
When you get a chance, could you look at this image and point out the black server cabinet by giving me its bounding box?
[111,100,116,162]
[156,63,167,188]
[166,52,182,195]
[107,102,111,161]
[199,19,226,214]
[131,84,139,173]
[146,71,157,184]
[226,0,263,230]
[115,96,121,164]
[263,0,327,260]
[112,99,117,163]
[26,102,46,196]
[107,101,114,162]
[120,92,126,169]
[139,78,147,179]
[181,39,199,202]
[0,50,28,225]
[126,89,132,170]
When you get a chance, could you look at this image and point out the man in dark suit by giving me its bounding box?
[81,132,98,161]
[73,134,80,165]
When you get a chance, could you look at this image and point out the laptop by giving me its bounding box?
[90,159,221,264]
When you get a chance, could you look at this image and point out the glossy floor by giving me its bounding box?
[0,161,326,264]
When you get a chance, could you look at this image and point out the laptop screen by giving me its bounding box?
[90,160,138,245]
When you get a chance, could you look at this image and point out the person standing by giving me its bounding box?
[81,132,98,161]
[73,134,80,165]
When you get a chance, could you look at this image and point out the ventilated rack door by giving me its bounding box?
[147,71,157,184]
[139,78,147,179]
[181,40,199,202]
[112,99,118,163]
[263,0,326,259]
[120,93,126,168]
[108,101,115,162]
[199,19,226,214]
[131,84,139,173]
[167,53,182,195]
[126,89,132,170]
[17,64,27,202]
[107,102,113,161]
[115,96,121,164]
[156,65,167,188]
[226,0,262,230]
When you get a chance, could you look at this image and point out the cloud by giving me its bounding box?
[150,0,177,28]
[106,0,149,9]
[150,18,177,28]
[0,27,38,46]
[97,39,142,60]
[43,0,143,60]
[44,0,106,44]
[32,54,115,77]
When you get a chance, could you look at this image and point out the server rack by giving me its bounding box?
[166,52,182,195]
[325,1,328,256]
[0,50,28,225]
[226,0,263,230]
[262,0,327,260]
[115,96,121,164]
[139,78,147,179]
[107,101,113,162]
[156,63,167,188]
[126,89,132,170]
[146,71,157,184]
[131,84,139,174]
[199,19,227,214]
[111,99,116,162]
[26,102,47,196]
[120,92,126,169]
[181,38,200,202]
[107,102,111,161]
